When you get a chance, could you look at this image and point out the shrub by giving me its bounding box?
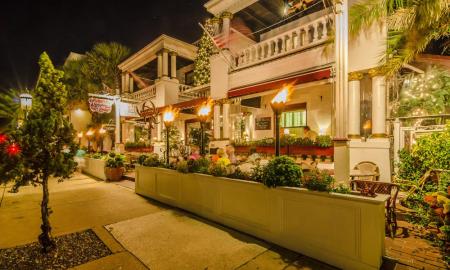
[227,166,249,180]
[249,162,264,182]
[137,154,148,165]
[332,183,351,194]
[176,160,189,173]
[105,153,125,168]
[262,156,302,188]
[303,170,334,192]
[293,137,314,146]
[143,153,161,167]
[208,163,228,177]
[187,157,210,173]
[315,135,332,147]
[91,153,103,159]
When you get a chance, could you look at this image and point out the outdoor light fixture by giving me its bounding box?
[86,130,94,152]
[163,106,178,165]
[77,132,83,146]
[197,99,213,156]
[99,127,106,153]
[19,93,33,114]
[271,86,290,156]
[0,134,7,144]
[6,143,21,156]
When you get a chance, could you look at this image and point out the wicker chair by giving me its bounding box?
[350,180,399,237]
[353,161,380,181]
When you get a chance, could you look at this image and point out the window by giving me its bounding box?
[280,109,306,128]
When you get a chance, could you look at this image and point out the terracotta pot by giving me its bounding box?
[105,167,124,181]
[447,186,450,195]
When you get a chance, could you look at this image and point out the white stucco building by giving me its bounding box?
[117,0,391,182]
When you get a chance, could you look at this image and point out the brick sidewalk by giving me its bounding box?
[384,220,448,270]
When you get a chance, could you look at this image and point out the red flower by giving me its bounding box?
[0,134,7,144]
[6,143,21,156]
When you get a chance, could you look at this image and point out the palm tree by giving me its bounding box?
[350,0,449,75]
[0,89,20,132]
[82,42,130,95]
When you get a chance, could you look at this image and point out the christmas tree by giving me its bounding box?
[193,19,216,86]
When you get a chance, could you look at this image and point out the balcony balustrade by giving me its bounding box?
[232,15,333,70]
[178,84,210,99]
[130,85,156,101]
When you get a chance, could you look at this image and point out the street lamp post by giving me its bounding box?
[77,132,83,146]
[86,130,94,153]
[19,93,33,119]
[197,100,212,156]
[99,127,106,153]
[162,107,178,166]
[270,87,289,156]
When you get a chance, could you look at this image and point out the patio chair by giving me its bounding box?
[352,161,380,181]
[350,180,399,237]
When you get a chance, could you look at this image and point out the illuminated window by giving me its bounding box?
[280,109,306,128]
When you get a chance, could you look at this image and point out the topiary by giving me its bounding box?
[262,156,302,188]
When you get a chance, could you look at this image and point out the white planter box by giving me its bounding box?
[82,158,107,181]
[135,166,387,270]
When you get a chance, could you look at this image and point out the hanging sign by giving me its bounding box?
[120,102,139,117]
[88,97,113,113]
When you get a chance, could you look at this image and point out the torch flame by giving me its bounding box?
[198,99,213,117]
[163,106,178,123]
[271,86,290,105]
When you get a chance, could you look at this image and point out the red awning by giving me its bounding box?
[228,68,332,98]
[157,97,207,113]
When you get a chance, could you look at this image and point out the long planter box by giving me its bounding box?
[235,145,334,156]
[82,158,107,180]
[125,146,154,153]
[135,166,387,270]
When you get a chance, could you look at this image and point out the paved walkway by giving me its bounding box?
[0,173,336,270]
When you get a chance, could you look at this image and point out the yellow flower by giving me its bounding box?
[217,157,230,167]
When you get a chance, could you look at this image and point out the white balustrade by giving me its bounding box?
[178,84,210,99]
[233,15,332,69]
[130,85,156,101]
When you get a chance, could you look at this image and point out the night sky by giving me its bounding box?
[0,0,209,91]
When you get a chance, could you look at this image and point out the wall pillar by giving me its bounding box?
[348,72,363,138]
[121,73,126,94]
[221,12,233,49]
[129,77,134,93]
[162,49,169,78]
[157,53,163,78]
[369,68,387,137]
[222,102,230,139]
[333,0,349,183]
[124,73,130,93]
[213,103,221,139]
[170,52,177,79]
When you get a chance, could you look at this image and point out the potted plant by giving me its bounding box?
[104,153,125,181]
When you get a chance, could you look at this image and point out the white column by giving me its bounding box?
[370,69,387,137]
[129,77,134,92]
[162,49,169,78]
[333,0,349,183]
[170,52,177,79]
[333,0,349,139]
[213,103,221,139]
[211,17,220,35]
[348,72,363,138]
[157,114,162,141]
[114,97,121,145]
[124,73,130,93]
[157,53,163,78]
[121,73,126,94]
[221,12,233,49]
[393,118,401,170]
[222,102,230,139]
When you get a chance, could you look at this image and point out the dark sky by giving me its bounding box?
[0,0,209,91]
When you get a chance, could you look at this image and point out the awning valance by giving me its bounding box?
[228,68,332,98]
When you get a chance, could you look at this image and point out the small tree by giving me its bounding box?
[16,52,77,252]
